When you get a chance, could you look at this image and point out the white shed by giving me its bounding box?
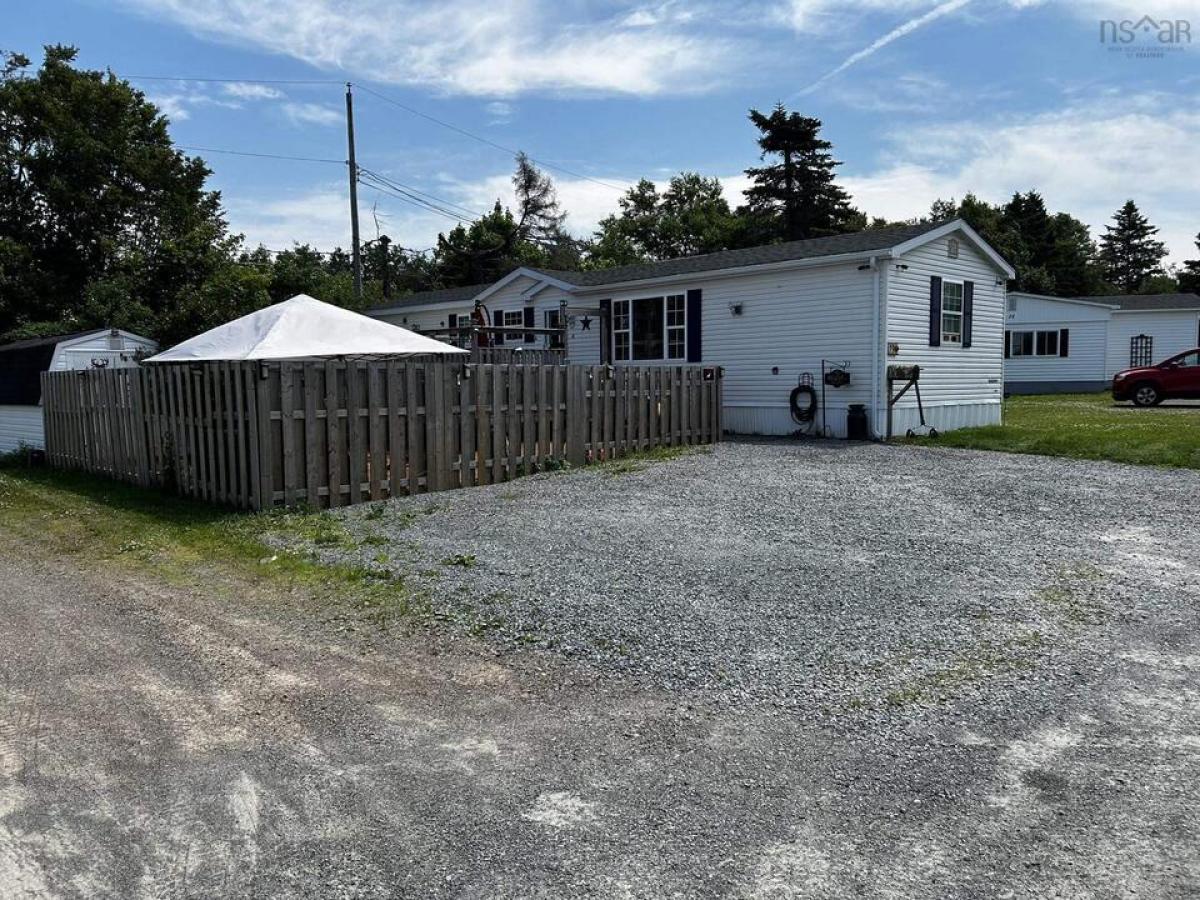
[0,328,158,453]
[368,219,1014,438]
[1005,292,1200,393]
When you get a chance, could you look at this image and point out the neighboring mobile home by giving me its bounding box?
[1004,292,1200,394]
[368,219,1014,438]
[0,328,157,453]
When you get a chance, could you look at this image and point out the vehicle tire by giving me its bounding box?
[1132,382,1161,407]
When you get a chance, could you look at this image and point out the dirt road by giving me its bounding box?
[2,527,1199,897]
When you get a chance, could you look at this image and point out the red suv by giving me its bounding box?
[1113,349,1200,406]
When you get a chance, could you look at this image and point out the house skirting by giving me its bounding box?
[1004,380,1108,395]
[723,400,1000,439]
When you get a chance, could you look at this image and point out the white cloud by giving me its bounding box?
[116,0,738,96]
[485,100,514,124]
[281,101,343,126]
[221,81,284,100]
[227,182,459,252]
[147,93,193,121]
[842,96,1200,263]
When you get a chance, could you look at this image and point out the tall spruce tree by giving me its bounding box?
[1098,200,1167,293]
[741,104,857,243]
[1177,233,1200,295]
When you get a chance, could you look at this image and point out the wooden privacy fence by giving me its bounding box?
[42,361,723,510]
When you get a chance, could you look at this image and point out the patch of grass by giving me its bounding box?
[1037,567,1106,624]
[881,633,1044,710]
[904,392,1200,469]
[598,444,706,476]
[0,467,415,628]
[442,552,477,568]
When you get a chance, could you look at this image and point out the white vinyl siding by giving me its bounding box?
[572,262,880,437]
[0,405,44,453]
[885,235,1005,434]
[1105,310,1200,378]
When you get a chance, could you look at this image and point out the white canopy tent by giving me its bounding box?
[146,294,467,363]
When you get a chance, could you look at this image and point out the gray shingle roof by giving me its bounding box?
[1074,293,1200,312]
[365,221,955,311]
[365,283,492,313]
[533,221,948,288]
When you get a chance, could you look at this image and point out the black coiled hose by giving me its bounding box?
[789,384,818,424]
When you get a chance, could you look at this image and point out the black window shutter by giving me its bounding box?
[1004,330,1011,359]
[686,289,702,362]
[928,276,943,347]
[599,299,612,364]
[1059,328,1070,357]
[962,281,974,348]
[492,308,504,346]
[523,306,535,343]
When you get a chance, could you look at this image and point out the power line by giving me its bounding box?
[122,74,629,193]
[357,166,483,219]
[178,145,345,164]
[353,83,626,192]
[357,174,470,224]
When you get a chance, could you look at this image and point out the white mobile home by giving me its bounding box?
[1005,292,1200,393]
[368,220,1014,438]
[0,328,157,453]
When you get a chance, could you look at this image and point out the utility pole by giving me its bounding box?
[379,235,391,299]
[345,82,362,299]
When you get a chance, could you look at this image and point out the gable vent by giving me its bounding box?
[947,237,960,259]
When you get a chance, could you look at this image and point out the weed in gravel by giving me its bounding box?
[882,634,1044,709]
[1037,566,1106,624]
[442,553,478,568]
[598,445,707,476]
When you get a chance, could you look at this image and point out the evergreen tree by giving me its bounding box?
[1098,200,1167,293]
[1178,233,1200,295]
[741,104,857,243]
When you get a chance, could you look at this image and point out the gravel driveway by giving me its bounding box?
[5,440,1200,898]
[317,440,1200,717]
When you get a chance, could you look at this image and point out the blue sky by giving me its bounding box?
[9,0,1200,263]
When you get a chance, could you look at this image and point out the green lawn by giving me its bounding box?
[0,464,421,627]
[906,393,1200,469]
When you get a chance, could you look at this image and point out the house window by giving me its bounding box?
[666,294,686,359]
[612,295,688,362]
[1131,334,1153,367]
[1036,330,1059,356]
[503,310,524,342]
[941,281,964,345]
[1007,330,1063,358]
[632,297,664,359]
[1008,330,1033,357]
[545,309,565,349]
[613,299,631,361]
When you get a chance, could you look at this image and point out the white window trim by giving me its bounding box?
[613,299,631,361]
[941,280,964,347]
[611,294,687,362]
[502,309,524,342]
